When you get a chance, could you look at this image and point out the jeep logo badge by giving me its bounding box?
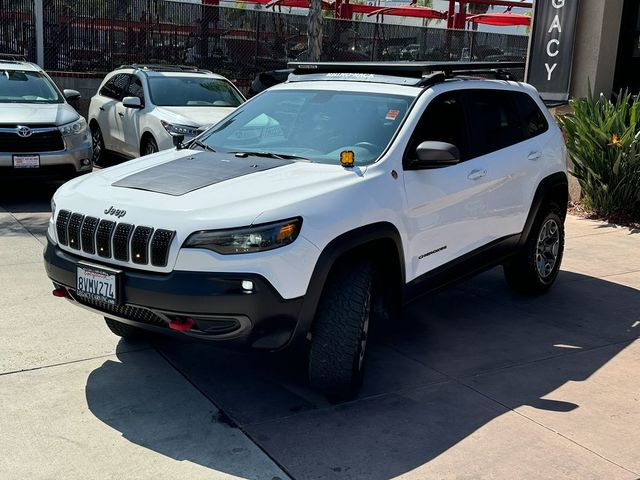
[104,206,127,218]
[16,126,32,138]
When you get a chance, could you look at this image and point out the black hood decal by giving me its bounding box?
[112,152,291,196]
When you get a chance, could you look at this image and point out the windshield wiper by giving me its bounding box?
[232,151,311,162]
[189,139,216,152]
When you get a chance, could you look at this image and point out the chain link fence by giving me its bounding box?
[1,0,528,84]
[0,0,36,60]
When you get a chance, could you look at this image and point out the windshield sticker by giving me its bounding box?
[385,109,400,121]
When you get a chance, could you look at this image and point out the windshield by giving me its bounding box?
[148,76,244,107]
[198,89,413,165]
[0,70,62,104]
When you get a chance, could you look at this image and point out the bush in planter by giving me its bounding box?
[558,87,640,215]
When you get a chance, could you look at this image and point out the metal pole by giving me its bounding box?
[35,0,44,67]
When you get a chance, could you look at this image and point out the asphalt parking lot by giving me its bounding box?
[1,180,639,480]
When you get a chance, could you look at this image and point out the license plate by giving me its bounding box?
[13,155,40,168]
[76,264,120,305]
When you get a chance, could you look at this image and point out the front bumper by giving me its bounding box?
[43,238,304,350]
[0,139,93,179]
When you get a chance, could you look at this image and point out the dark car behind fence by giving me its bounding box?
[1,0,528,90]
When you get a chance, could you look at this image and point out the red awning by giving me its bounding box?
[362,6,448,19]
[467,13,531,27]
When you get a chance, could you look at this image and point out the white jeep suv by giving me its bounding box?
[45,62,568,398]
[0,55,92,180]
[88,64,245,163]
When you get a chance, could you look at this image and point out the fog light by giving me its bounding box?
[242,280,254,292]
[81,158,91,166]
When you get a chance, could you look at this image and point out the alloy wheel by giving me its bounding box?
[536,218,560,278]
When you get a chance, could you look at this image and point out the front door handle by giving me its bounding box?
[99,106,105,111]
[467,169,487,180]
[528,151,542,161]
[118,111,124,117]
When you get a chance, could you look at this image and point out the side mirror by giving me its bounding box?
[63,89,81,101]
[408,141,460,169]
[122,96,143,109]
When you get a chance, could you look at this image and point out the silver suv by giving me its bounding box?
[0,55,92,180]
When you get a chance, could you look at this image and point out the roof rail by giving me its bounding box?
[0,53,28,62]
[290,61,524,76]
[288,61,525,87]
[118,63,212,74]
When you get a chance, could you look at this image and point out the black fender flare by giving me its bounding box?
[288,222,405,349]
[519,171,568,247]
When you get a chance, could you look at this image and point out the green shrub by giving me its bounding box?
[558,86,640,215]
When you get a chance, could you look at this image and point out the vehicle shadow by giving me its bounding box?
[84,268,640,479]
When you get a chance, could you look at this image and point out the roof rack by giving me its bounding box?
[118,64,212,74]
[0,53,28,63]
[287,61,525,87]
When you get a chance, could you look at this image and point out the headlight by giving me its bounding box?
[50,198,56,219]
[59,117,87,136]
[183,218,302,255]
[161,120,200,137]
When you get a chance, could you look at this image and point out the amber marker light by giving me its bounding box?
[277,223,296,241]
[340,150,355,168]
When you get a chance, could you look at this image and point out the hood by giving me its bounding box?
[55,148,361,232]
[155,106,236,128]
[0,102,79,125]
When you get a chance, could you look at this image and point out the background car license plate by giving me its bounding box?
[76,265,119,305]
[13,155,40,168]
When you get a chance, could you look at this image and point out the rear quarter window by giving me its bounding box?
[512,91,549,139]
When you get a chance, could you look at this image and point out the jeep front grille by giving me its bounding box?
[113,223,134,261]
[55,210,175,267]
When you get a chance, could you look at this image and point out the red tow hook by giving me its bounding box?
[169,317,195,332]
[52,287,70,298]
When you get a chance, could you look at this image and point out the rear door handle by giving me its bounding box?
[99,106,105,111]
[118,112,124,117]
[528,151,542,161]
[467,169,487,180]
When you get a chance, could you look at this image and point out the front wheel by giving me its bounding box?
[503,207,565,294]
[141,136,159,156]
[91,124,105,165]
[104,317,144,339]
[308,260,373,399]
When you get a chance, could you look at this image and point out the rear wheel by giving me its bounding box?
[104,317,144,339]
[503,206,564,294]
[308,260,374,399]
[141,136,159,156]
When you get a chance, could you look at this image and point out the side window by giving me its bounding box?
[406,91,469,162]
[99,74,129,101]
[127,75,145,104]
[463,90,524,158]
[512,92,549,139]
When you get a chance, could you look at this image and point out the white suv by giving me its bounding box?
[88,64,245,162]
[0,55,92,180]
[45,62,568,398]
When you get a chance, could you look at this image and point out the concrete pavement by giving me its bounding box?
[0,182,639,479]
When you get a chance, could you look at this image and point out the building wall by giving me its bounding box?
[570,0,624,98]
[49,73,104,119]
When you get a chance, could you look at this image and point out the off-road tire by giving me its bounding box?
[104,317,143,339]
[503,206,565,294]
[309,260,374,399]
